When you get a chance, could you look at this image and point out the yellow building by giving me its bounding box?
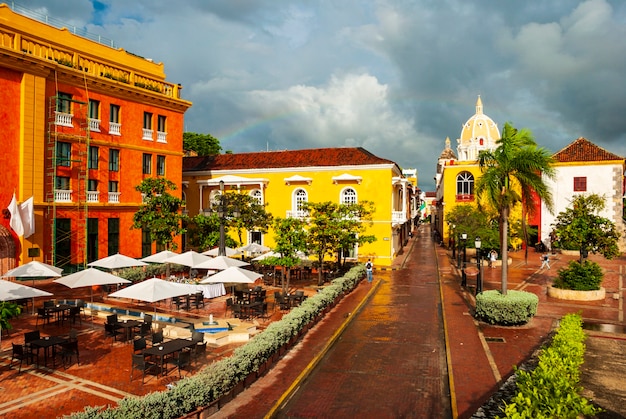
[433,97,500,244]
[182,147,416,266]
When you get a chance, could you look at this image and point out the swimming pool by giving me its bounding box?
[195,327,229,334]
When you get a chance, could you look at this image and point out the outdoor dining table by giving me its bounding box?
[45,304,72,325]
[30,335,68,368]
[143,338,196,376]
[115,319,142,342]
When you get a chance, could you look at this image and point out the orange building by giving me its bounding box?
[0,5,191,272]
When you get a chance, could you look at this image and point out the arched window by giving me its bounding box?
[293,189,307,217]
[340,187,357,205]
[456,171,474,196]
[209,190,222,209]
[250,189,263,205]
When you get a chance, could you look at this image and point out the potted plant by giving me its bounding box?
[1,301,21,336]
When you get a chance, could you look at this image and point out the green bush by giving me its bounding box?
[553,260,603,291]
[499,313,602,418]
[475,290,538,325]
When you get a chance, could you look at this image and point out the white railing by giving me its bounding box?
[109,122,121,135]
[142,128,153,140]
[392,211,406,224]
[55,189,72,202]
[54,112,73,127]
[286,210,308,219]
[157,131,167,143]
[108,192,120,203]
[88,118,101,132]
[86,191,99,202]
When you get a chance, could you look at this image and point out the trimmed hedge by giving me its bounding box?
[553,260,603,291]
[65,265,366,419]
[475,290,538,325]
[499,313,602,418]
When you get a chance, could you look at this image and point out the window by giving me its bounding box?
[108,180,118,192]
[293,189,308,217]
[56,176,70,190]
[55,218,71,269]
[108,218,119,255]
[456,171,474,196]
[157,155,165,176]
[87,218,98,263]
[141,228,152,258]
[88,99,100,119]
[110,104,120,123]
[88,146,99,169]
[57,142,71,167]
[157,115,166,132]
[56,92,72,113]
[251,189,263,205]
[340,188,357,205]
[143,112,153,129]
[88,179,98,191]
[109,149,119,171]
[574,177,587,192]
[142,154,152,174]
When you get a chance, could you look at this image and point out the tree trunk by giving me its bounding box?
[317,260,324,286]
[501,207,509,295]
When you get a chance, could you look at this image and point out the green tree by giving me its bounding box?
[552,194,620,263]
[266,217,308,292]
[183,132,222,156]
[476,122,555,295]
[0,301,21,334]
[226,192,274,246]
[335,201,377,268]
[132,178,186,251]
[446,204,500,251]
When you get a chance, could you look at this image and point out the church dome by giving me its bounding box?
[438,137,457,160]
[457,96,500,161]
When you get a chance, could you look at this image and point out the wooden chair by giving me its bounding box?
[191,331,204,343]
[11,343,37,372]
[194,341,207,364]
[131,353,158,384]
[63,306,82,326]
[75,299,87,319]
[225,297,234,316]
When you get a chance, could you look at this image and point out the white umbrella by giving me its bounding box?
[55,268,131,289]
[108,277,194,317]
[87,253,147,270]
[141,250,179,263]
[1,261,63,278]
[238,243,270,254]
[202,247,242,257]
[163,250,211,268]
[194,256,250,271]
[0,279,52,301]
[199,266,263,284]
[251,251,282,261]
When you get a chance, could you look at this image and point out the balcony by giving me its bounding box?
[88,118,101,132]
[54,190,72,202]
[142,128,153,140]
[54,112,73,127]
[86,191,99,203]
[157,131,167,143]
[392,211,406,225]
[108,192,120,204]
[286,210,308,219]
[109,122,121,136]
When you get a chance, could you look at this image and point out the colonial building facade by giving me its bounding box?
[183,147,417,266]
[0,5,191,272]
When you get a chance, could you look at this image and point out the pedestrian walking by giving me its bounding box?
[540,253,551,269]
[365,259,373,282]
[489,250,498,268]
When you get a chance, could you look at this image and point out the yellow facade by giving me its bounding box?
[183,148,416,266]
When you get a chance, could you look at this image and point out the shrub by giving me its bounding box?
[475,290,538,325]
[553,260,603,291]
[500,313,602,418]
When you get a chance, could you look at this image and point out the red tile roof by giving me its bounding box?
[553,137,624,163]
[183,147,398,172]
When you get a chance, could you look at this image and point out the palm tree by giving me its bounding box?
[475,122,555,295]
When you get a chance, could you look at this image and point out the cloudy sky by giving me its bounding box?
[18,0,626,191]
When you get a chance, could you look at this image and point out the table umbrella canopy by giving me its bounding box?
[202,247,242,257]
[1,261,63,278]
[141,250,179,264]
[199,266,263,284]
[194,256,250,271]
[87,253,148,270]
[238,243,270,254]
[0,279,53,301]
[54,268,131,289]
[108,277,193,303]
[163,250,211,268]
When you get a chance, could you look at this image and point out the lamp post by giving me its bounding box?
[461,233,467,287]
[475,236,482,294]
[218,180,226,257]
[451,224,456,259]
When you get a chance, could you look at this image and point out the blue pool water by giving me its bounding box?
[195,327,229,334]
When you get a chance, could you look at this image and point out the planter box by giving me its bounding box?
[218,390,234,408]
[232,380,245,396]
[548,285,606,301]
[244,372,257,388]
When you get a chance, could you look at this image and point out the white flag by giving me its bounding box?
[7,193,24,236]
[19,196,34,238]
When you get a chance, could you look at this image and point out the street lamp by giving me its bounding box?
[475,236,482,294]
[451,224,456,259]
[461,233,467,287]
